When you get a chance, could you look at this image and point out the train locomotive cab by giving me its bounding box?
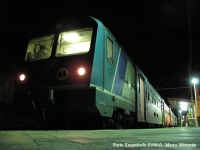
[15,16,103,127]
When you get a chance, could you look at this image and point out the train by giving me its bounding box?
[14,16,177,128]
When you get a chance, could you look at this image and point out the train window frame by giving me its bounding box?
[25,34,54,61]
[55,27,93,57]
[153,98,156,105]
[149,95,153,103]
[124,61,136,87]
[107,36,114,65]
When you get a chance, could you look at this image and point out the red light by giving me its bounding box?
[77,68,85,76]
[19,74,26,81]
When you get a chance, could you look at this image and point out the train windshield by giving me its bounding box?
[55,27,93,57]
[25,34,54,61]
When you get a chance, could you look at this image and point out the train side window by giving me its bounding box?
[154,99,156,105]
[157,101,160,107]
[130,64,136,87]
[107,36,114,64]
[124,62,135,87]
[119,55,126,79]
[149,95,153,103]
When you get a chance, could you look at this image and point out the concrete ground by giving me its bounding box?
[1,102,200,149]
[0,127,200,150]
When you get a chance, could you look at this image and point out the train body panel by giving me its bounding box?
[162,99,169,126]
[136,67,163,125]
[14,16,177,128]
[90,18,104,88]
[91,22,136,119]
[146,83,162,125]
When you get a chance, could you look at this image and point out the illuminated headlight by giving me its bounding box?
[19,74,26,81]
[77,68,85,76]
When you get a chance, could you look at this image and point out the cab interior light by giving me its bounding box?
[63,32,79,42]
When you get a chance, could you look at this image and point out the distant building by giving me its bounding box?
[167,97,198,127]
[0,62,17,103]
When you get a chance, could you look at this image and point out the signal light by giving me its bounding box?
[19,74,26,81]
[77,68,85,76]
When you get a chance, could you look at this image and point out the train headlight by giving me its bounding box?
[19,74,26,81]
[77,68,85,76]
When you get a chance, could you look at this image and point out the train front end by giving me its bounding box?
[14,16,99,126]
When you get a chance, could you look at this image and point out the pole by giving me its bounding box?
[188,0,194,118]
[194,84,199,126]
[189,65,194,118]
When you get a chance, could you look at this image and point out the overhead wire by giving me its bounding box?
[156,70,188,90]
[154,70,188,84]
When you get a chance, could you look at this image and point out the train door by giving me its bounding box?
[140,76,146,121]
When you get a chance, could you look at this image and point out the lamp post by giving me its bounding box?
[179,110,182,127]
[192,78,199,127]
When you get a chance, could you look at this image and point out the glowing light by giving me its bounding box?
[192,78,198,84]
[180,101,188,110]
[63,32,79,42]
[77,68,85,76]
[62,42,90,55]
[180,105,187,111]
[73,42,90,53]
[180,102,188,105]
[19,74,26,81]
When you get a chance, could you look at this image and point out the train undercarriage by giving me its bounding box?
[14,87,136,129]
[39,103,135,129]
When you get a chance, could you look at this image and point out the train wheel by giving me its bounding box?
[102,118,114,129]
[114,113,123,129]
[114,112,134,129]
[121,119,128,129]
[115,123,123,129]
[102,120,108,129]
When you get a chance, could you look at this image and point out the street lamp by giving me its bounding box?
[192,78,199,127]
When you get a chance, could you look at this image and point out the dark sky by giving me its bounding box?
[1,0,200,101]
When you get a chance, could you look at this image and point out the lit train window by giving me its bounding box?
[56,28,92,57]
[124,61,135,88]
[25,34,54,61]
[149,95,153,103]
[153,99,156,105]
[107,36,114,64]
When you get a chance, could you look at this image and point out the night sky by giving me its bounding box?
[1,0,200,102]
